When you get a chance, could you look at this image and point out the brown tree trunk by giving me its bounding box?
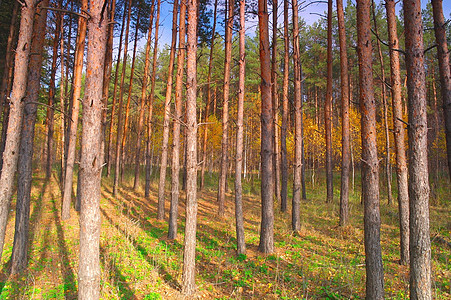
[217,0,234,217]
[59,15,66,182]
[113,0,132,196]
[200,0,219,190]
[134,0,155,191]
[258,0,274,254]
[272,0,280,204]
[291,0,302,232]
[432,0,451,180]
[0,0,36,263]
[325,0,333,204]
[280,0,289,212]
[337,0,350,226]
[10,0,48,274]
[385,0,409,265]
[234,0,246,255]
[168,0,186,240]
[78,0,107,297]
[157,0,178,220]
[181,0,198,293]
[404,0,432,298]
[106,2,127,177]
[145,0,161,198]
[62,0,88,220]
[357,0,384,298]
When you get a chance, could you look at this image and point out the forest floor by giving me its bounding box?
[0,168,450,299]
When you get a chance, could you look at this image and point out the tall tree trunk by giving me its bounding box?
[280,0,289,212]
[10,0,49,274]
[113,0,132,196]
[107,2,127,177]
[325,0,333,204]
[234,0,246,255]
[145,0,161,198]
[0,0,36,263]
[200,0,218,190]
[62,0,88,220]
[258,0,274,254]
[46,3,63,179]
[157,0,178,220]
[291,0,302,232]
[432,0,451,180]
[272,0,280,204]
[404,0,432,298]
[78,0,107,297]
[0,1,19,173]
[385,0,409,265]
[181,0,198,293]
[168,0,186,240]
[217,0,234,217]
[357,0,384,297]
[337,0,350,226]
[59,15,66,182]
[372,1,392,205]
[134,0,155,190]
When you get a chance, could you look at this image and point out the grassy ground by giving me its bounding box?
[0,168,449,299]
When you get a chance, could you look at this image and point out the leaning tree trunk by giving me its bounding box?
[258,0,274,254]
[0,0,36,264]
[404,0,432,298]
[10,0,48,274]
[337,0,350,226]
[157,0,178,220]
[181,0,198,293]
[356,0,384,298]
[325,0,333,204]
[217,0,234,217]
[385,0,409,265]
[168,0,186,240]
[62,0,88,220]
[431,0,451,180]
[234,0,246,256]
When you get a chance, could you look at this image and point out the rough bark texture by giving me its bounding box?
[356,0,384,298]
[271,0,280,204]
[157,0,178,220]
[258,0,274,254]
[62,0,88,220]
[77,0,107,297]
[432,0,451,180]
[325,0,333,204]
[280,0,289,213]
[404,0,432,298]
[337,0,350,226]
[181,0,198,293]
[234,0,246,255]
[385,0,409,265]
[217,0,234,217]
[0,0,36,262]
[11,0,48,274]
[291,0,302,232]
[168,0,186,240]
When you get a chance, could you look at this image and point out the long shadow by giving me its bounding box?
[51,193,77,299]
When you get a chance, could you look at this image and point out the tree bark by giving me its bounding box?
[258,0,274,254]
[168,0,186,240]
[431,0,451,180]
[181,0,198,293]
[217,0,234,217]
[272,0,280,204]
[403,0,432,298]
[385,0,409,265]
[0,0,36,264]
[356,0,384,297]
[10,0,48,274]
[157,0,178,220]
[325,0,333,204]
[62,0,88,220]
[234,0,246,255]
[337,0,350,226]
